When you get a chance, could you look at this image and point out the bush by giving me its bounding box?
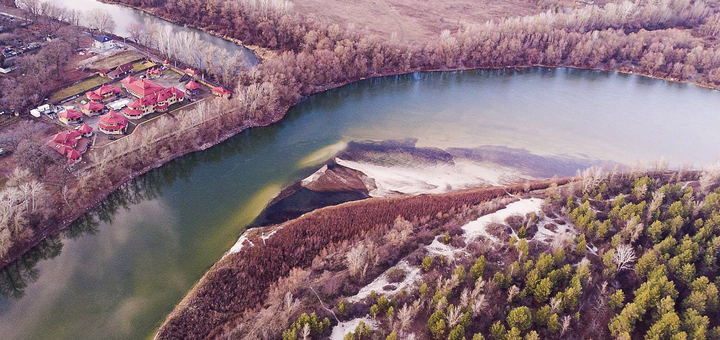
[387,268,407,283]
[422,256,434,272]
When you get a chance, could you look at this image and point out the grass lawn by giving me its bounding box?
[132,60,155,72]
[50,76,111,103]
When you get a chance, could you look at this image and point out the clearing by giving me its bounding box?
[292,0,542,44]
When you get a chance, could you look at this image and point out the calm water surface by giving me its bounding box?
[56,0,259,65]
[1,68,719,340]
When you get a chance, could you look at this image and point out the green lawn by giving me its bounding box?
[132,60,154,72]
[50,76,112,103]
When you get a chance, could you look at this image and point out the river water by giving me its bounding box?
[55,0,259,65]
[1,68,719,339]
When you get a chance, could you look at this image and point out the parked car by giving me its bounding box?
[0,148,11,158]
[108,136,117,141]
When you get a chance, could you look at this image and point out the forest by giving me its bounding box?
[159,165,720,339]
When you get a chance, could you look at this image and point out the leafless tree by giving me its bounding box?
[613,244,637,272]
[346,243,368,277]
[126,22,145,44]
[87,8,116,35]
[700,162,720,194]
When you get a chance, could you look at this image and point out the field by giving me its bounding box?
[292,0,542,43]
[49,76,111,102]
[88,50,145,70]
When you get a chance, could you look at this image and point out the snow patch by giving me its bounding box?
[330,317,377,340]
[301,165,328,186]
[261,230,278,240]
[348,261,422,303]
[336,158,529,197]
[532,219,576,245]
[462,198,545,243]
[426,237,460,259]
[226,233,253,257]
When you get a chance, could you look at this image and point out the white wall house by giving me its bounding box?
[93,36,114,50]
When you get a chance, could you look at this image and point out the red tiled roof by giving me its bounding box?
[94,84,121,96]
[212,86,231,95]
[86,91,103,101]
[121,76,137,85]
[184,68,196,76]
[51,130,81,145]
[66,149,82,161]
[98,110,128,131]
[123,78,164,97]
[185,80,199,90]
[58,109,83,120]
[123,108,143,117]
[76,123,93,134]
[46,140,72,155]
[81,101,104,111]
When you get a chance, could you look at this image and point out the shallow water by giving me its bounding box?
[1,68,719,340]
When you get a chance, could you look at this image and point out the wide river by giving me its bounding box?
[1,67,720,339]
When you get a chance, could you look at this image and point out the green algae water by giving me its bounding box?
[1,68,720,340]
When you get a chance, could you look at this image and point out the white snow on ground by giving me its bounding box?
[462,198,545,243]
[330,317,377,340]
[426,237,460,259]
[261,230,278,240]
[225,233,253,258]
[348,261,423,303]
[335,158,529,197]
[301,165,328,186]
[532,219,577,244]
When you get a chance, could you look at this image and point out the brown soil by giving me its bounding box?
[293,0,542,44]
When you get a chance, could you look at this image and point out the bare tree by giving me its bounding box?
[613,244,637,272]
[126,21,145,44]
[345,243,368,277]
[87,8,115,35]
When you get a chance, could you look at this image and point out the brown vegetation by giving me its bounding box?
[156,179,568,339]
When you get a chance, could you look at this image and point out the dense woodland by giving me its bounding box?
[160,166,720,339]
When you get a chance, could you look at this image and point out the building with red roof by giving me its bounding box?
[123,87,185,119]
[80,101,104,116]
[211,86,231,98]
[46,130,88,164]
[146,67,162,79]
[184,68,197,77]
[185,80,199,95]
[85,84,120,102]
[98,110,128,134]
[121,76,165,98]
[76,123,93,137]
[58,109,83,125]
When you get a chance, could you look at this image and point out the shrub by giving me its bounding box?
[507,306,533,332]
[387,268,406,283]
[422,256,434,272]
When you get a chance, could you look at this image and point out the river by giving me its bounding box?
[54,0,259,65]
[0,68,719,339]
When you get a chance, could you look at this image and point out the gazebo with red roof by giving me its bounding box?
[184,68,197,77]
[98,110,129,135]
[185,80,200,95]
[58,109,83,125]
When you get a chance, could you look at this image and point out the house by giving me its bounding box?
[185,80,200,95]
[184,68,197,77]
[80,101,105,116]
[105,62,134,79]
[121,76,164,98]
[76,123,93,137]
[123,87,185,119]
[145,67,162,79]
[58,109,83,125]
[162,59,170,67]
[85,84,120,102]
[46,130,88,164]
[93,36,114,50]
[211,86,231,98]
[98,110,128,134]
